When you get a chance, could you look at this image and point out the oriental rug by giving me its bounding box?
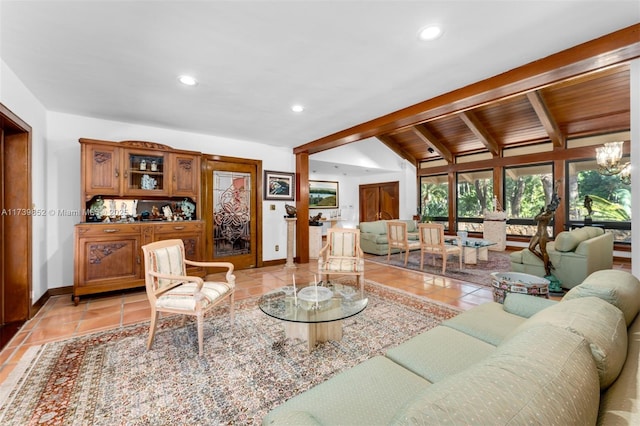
[0,280,460,425]
[367,250,512,287]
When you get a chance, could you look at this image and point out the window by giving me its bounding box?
[504,164,554,236]
[567,158,631,243]
[419,175,448,229]
[456,169,493,232]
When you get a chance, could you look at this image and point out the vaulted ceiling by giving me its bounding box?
[381,64,630,164]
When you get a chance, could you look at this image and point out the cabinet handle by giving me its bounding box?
[103,228,119,233]
[173,226,185,230]
[173,174,176,182]
[115,168,119,178]
[124,170,128,178]
[137,256,141,264]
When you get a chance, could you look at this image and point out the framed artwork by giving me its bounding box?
[264,170,295,201]
[309,180,339,209]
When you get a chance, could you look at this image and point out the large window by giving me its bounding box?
[456,169,493,232]
[567,158,631,243]
[419,174,449,229]
[504,164,554,236]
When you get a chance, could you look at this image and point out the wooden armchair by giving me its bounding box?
[418,223,462,274]
[141,239,235,356]
[318,228,365,293]
[387,220,421,266]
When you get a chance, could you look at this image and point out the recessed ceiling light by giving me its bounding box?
[178,75,198,86]
[291,104,304,113]
[418,25,443,41]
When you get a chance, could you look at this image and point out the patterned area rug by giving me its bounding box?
[0,280,460,425]
[367,250,512,287]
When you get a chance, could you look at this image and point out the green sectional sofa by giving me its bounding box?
[510,226,614,289]
[263,269,640,425]
[358,219,419,255]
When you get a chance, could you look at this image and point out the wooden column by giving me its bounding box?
[295,152,310,264]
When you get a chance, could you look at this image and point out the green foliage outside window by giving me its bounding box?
[420,180,448,219]
[570,169,631,221]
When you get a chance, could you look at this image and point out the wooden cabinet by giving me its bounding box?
[170,153,200,197]
[79,139,201,202]
[74,138,205,304]
[82,143,122,196]
[73,221,206,304]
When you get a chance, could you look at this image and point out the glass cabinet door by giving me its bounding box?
[125,150,169,195]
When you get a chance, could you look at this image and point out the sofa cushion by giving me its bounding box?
[563,269,640,326]
[385,326,496,383]
[358,220,387,235]
[598,313,640,425]
[262,356,432,425]
[505,296,627,389]
[554,226,604,252]
[441,302,526,346]
[503,293,558,318]
[391,324,600,425]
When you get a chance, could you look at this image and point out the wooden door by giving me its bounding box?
[0,104,32,324]
[202,156,261,270]
[359,181,399,222]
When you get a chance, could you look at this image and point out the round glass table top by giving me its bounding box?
[258,282,368,324]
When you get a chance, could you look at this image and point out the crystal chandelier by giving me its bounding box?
[596,141,625,175]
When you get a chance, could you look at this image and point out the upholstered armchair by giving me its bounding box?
[418,223,462,274]
[141,239,235,356]
[387,220,421,266]
[318,228,365,294]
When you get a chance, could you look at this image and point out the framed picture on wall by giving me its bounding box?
[264,170,295,201]
[309,180,339,209]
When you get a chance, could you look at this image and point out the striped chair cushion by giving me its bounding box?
[325,258,364,272]
[329,233,357,257]
[156,281,234,311]
[149,245,186,290]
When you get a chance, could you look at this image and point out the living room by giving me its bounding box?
[0,1,639,423]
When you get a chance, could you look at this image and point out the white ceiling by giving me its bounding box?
[1,1,638,167]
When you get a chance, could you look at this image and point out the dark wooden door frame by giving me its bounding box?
[0,103,33,322]
[201,154,263,269]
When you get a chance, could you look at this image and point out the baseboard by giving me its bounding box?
[30,285,73,318]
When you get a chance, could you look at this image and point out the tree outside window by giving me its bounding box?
[456,169,493,232]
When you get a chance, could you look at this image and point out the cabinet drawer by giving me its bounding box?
[153,221,203,234]
[76,224,141,237]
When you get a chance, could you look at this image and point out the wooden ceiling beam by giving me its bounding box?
[412,125,453,163]
[459,111,500,156]
[526,91,565,147]
[375,135,417,167]
[293,24,640,156]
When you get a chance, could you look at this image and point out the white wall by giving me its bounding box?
[0,59,49,301]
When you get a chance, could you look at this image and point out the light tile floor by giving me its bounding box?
[0,253,629,385]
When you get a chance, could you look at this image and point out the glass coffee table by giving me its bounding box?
[259,282,368,352]
[446,237,496,264]
[459,238,496,264]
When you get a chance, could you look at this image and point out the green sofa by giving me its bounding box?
[358,220,419,255]
[510,226,614,289]
[263,269,640,425]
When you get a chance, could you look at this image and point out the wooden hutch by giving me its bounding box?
[73,138,204,305]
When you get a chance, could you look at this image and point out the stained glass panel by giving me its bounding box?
[213,171,251,257]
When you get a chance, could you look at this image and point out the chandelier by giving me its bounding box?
[596,141,630,184]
